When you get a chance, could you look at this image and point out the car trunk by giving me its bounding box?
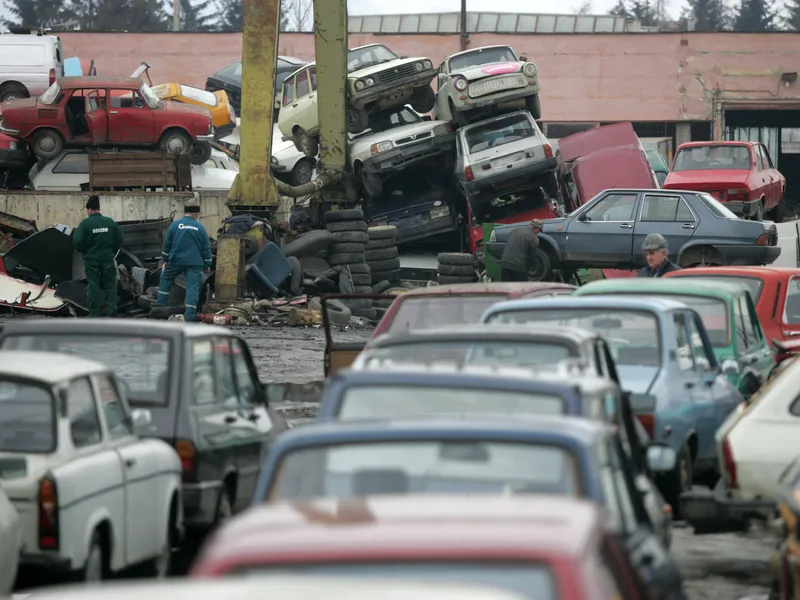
[663,170,750,202]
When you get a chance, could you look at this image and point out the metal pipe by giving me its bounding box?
[273,170,343,197]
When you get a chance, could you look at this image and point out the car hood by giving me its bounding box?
[162,100,210,117]
[452,62,523,81]
[616,365,659,395]
[352,58,430,78]
[664,169,750,188]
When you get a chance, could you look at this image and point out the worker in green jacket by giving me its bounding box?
[73,195,124,317]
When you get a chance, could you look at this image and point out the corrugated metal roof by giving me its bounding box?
[347,12,630,34]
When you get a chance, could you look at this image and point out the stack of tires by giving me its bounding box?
[324,208,374,320]
[437,252,476,285]
[366,226,401,287]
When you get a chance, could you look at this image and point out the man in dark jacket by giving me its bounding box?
[156,205,213,322]
[499,219,543,282]
[637,233,682,278]
[73,195,124,317]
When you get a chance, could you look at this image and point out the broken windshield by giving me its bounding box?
[449,46,517,72]
[348,45,398,72]
[673,145,751,171]
[0,379,55,453]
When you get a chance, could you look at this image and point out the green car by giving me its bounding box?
[573,278,775,398]
[645,149,670,187]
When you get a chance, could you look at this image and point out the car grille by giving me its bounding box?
[468,74,527,99]
[395,131,433,145]
[376,63,418,85]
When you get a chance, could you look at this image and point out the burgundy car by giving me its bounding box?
[0,76,215,164]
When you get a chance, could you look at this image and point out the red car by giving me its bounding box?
[0,76,216,164]
[664,266,800,345]
[663,141,786,222]
[190,495,649,599]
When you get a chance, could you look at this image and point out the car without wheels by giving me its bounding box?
[434,45,541,127]
[0,350,182,581]
[0,76,216,165]
[0,319,288,538]
[278,45,437,157]
[486,188,781,279]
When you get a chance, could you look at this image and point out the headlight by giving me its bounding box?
[423,60,432,69]
[355,80,365,91]
[415,62,424,72]
[370,141,393,155]
[454,76,468,91]
[489,230,497,243]
[522,62,537,77]
[365,77,375,86]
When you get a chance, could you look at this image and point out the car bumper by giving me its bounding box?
[463,156,557,197]
[680,489,775,534]
[19,552,72,572]
[214,123,236,140]
[0,125,19,136]
[716,244,781,266]
[455,85,539,112]
[195,134,215,142]
[362,133,455,175]
[182,480,223,529]
[0,148,30,170]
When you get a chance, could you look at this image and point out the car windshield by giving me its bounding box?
[696,192,740,219]
[351,107,421,139]
[0,335,171,405]
[671,275,764,304]
[337,385,567,420]
[465,113,534,154]
[179,85,218,106]
[0,379,55,453]
[486,309,661,366]
[347,45,398,72]
[673,145,751,171]
[269,439,580,500]
[449,46,518,72]
[40,82,61,105]
[388,295,506,333]
[233,564,557,600]
[139,83,161,109]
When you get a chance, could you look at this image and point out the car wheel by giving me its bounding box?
[529,249,552,281]
[360,167,383,199]
[293,128,319,159]
[769,197,786,223]
[751,200,765,221]
[0,83,28,102]
[78,531,106,582]
[410,86,436,113]
[159,129,193,155]
[290,158,313,186]
[346,107,369,134]
[31,129,64,159]
[189,142,212,165]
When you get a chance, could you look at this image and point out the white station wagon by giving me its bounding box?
[0,351,183,581]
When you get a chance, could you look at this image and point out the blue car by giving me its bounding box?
[251,417,685,599]
[481,295,744,514]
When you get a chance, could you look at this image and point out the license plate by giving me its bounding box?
[468,75,526,98]
[491,152,524,169]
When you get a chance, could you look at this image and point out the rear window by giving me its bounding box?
[388,295,504,333]
[0,335,171,406]
[0,379,55,453]
[669,275,764,304]
[465,113,534,154]
[673,144,751,171]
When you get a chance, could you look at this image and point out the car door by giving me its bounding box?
[761,144,784,203]
[565,191,639,266]
[84,91,107,145]
[739,292,775,381]
[633,193,697,265]
[292,67,316,132]
[93,371,160,566]
[756,144,778,209]
[107,88,154,144]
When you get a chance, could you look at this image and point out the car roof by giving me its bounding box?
[460,110,531,131]
[668,266,800,278]
[397,282,575,298]
[677,140,755,148]
[447,45,516,60]
[0,350,109,383]
[484,295,688,316]
[279,56,307,65]
[199,495,601,564]
[368,323,599,347]
[575,277,747,300]
[19,576,531,600]
[0,318,232,338]
[58,76,143,89]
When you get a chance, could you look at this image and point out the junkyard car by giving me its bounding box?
[455,110,558,204]
[249,417,685,597]
[0,76,216,164]
[434,45,541,126]
[664,141,786,221]
[482,296,743,514]
[0,319,289,536]
[665,266,800,345]
[573,278,776,399]
[646,148,670,187]
[270,124,314,186]
[349,106,454,199]
[0,480,20,594]
[486,188,781,278]
[190,495,656,599]
[0,350,182,580]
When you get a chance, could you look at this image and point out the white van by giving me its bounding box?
[0,31,63,102]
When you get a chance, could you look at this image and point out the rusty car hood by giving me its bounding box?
[454,62,523,81]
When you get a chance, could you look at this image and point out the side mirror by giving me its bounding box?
[131,408,152,428]
[646,443,677,473]
[519,55,528,61]
[721,358,740,375]
[577,212,588,222]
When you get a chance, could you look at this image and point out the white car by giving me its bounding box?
[0,351,182,581]
[28,149,236,192]
[348,106,454,199]
[0,480,20,595]
[270,125,314,186]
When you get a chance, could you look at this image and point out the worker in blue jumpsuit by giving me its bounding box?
[156,205,212,322]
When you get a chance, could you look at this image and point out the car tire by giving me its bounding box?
[159,128,193,155]
[438,252,474,266]
[366,237,396,250]
[438,275,474,285]
[526,94,542,120]
[368,225,398,240]
[329,242,365,254]
[371,268,402,283]
[366,247,399,261]
[358,165,383,199]
[438,264,474,277]
[369,257,400,272]
[332,231,369,244]
[372,280,392,293]
[282,230,334,258]
[326,220,368,233]
[326,299,352,324]
[410,86,436,113]
[751,200,765,222]
[529,249,552,281]
[347,107,369,134]
[769,198,786,223]
[299,255,331,275]
[352,273,371,286]
[290,158,314,186]
[293,127,319,158]
[31,128,64,159]
[325,208,364,223]
[189,142,212,165]
[0,83,27,102]
[660,447,692,519]
[352,307,378,320]
[353,285,372,293]
[75,530,106,582]
[329,252,366,266]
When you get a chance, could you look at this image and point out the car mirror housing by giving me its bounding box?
[646,443,677,473]
[132,408,153,429]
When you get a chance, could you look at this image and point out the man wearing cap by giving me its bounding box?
[73,195,124,317]
[638,233,682,278]
[499,219,543,282]
[156,205,213,322]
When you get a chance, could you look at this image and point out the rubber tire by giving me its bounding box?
[189,142,212,165]
[326,220,368,233]
[286,255,302,295]
[298,255,331,275]
[333,231,368,244]
[282,229,334,258]
[347,107,369,134]
[31,128,64,159]
[352,307,378,320]
[339,269,354,293]
[374,299,394,309]
[329,242,365,254]
[373,280,392,293]
[661,447,692,519]
[769,198,786,223]
[438,252,474,266]
[368,225,398,240]
[366,247,399,261]
[371,268,401,282]
[369,257,401,272]
[438,275,475,285]
[329,252,365,266]
[361,168,384,199]
[343,298,372,310]
[326,299,352,324]
[438,264,474,277]
[751,200,765,222]
[352,274,371,286]
[529,249,552,282]
[366,238,396,250]
[354,285,373,293]
[293,127,319,158]
[410,85,436,113]
[290,158,314,186]
[324,208,364,223]
[159,128,193,155]
[77,530,106,582]
[0,83,27,102]
[375,307,388,319]
[346,263,370,275]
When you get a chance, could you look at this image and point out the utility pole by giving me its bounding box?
[172,0,180,31]
[460,0,469,51]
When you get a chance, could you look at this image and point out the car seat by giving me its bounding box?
[246,242,292,297]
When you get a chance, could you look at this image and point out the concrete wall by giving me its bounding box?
[58,31,800,123]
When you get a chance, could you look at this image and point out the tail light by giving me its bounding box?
[636,414,654,438]
[38,476,59,550]
[755,233,771,246]
[174,439,198,482]
[49,68,55,85]
[465,166,474,182]
[543,143,553,159]
[727,188,748,200]
[722,437,738,489]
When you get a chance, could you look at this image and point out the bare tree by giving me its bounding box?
[284,0,312,31]
[573,0,593,13]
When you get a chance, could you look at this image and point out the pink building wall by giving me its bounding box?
[58,31,800,122]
